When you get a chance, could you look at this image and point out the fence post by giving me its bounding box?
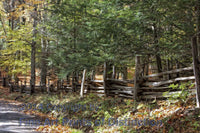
[191,36,200,108]
[80,69,86,98]
[134,55,141,102]
[103,62,107,97]
[91,70,95,80]
[112,65,116,79]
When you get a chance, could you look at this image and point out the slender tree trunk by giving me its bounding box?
[10,0,15,30]
[166,59,171,80]
[153,24,162,75]
[91,70,95,80]
[156,55,162,73]
[176,61,180,78]
[40,13,48,92]
[31,5,38,94]
[191,36,200,108]
[122,66,128,80]
[145,55,150,76]
[116,72,119,79]
[72,72,75,92]
[106,63,113,78]
[39,2,48,92]
[75,71,79,83]
[31,41,36,94]
[112,66,116,79]
[197,0,200,57]
[40,38,47,92]
[0,16,7,36]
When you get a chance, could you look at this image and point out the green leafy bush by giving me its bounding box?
[163,81,194,103]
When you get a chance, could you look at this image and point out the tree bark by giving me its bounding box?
[197,0,200,57]
[10,0,15,30]
[106,63,113,78]
[191,36,200,108]
[116,72,119,79]
[0,16,7,36]
[39,2,48,92]
[72,72,75,92]
[40,36,47,92]
[31,5,38,94]
[176,60,180,78]
[166,59,171,80]
[122,66,128,80]
[153,23,162,75]
[91,70,95,80]
[156,55,162,73]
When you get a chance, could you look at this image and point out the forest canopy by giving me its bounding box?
[0,0,198,79]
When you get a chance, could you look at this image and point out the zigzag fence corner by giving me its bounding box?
[0,63,197,100]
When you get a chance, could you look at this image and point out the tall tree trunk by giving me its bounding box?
[197,0,200,57]
[106,63,113,78]
[91,70,95,80]
[116,72,119,79]
[10,0,15,30]
[166,58,171,80]
[31,5,37,94]
[176,60,180,78]
[153,23,162,75]
[0,16,7,36]
[40,37,47,92]
[19,0,26,25]
[191,36,200,108]
[122,66,128,80]
[156,55,162,73]
[145,55,150,76]
[40,4,48,92]
[72,72,75,92]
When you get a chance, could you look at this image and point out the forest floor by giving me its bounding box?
[0,86,200,133]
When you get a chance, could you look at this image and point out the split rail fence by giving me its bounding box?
[1,62,197,100]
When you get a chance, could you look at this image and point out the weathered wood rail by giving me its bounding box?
[75,60,195,100]
[2,63,196,100]
[139,66,195,99]
[81,65,195,100]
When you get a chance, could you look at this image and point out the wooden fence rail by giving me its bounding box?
[1,64,196,100]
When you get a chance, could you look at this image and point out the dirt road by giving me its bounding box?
[0,100,40,133]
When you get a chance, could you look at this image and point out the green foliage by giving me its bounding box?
[0,25,32,76]
[163,82,194,103]
[44,0,196,78]
[0,0,197,79]
[192,121,200,130]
